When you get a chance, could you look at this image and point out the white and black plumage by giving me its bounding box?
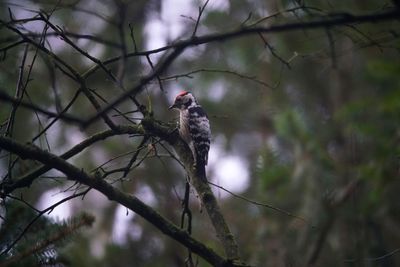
[169,91,211,181]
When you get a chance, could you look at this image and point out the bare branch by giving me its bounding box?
[4,44,28,137]
[82,9,400,80]
[0,125,142,196]
[192,0,210,37]
[145,54,164,91]
[141,118,243,262]
[0,40,26,59]
[0,19,79,83]
[0,16,120,131]
[123,135,149,177]
[37,13,118,83]
[115,1,128,82]
[0,90,83,124]
[0,135,247,267]
[128,23,138,52]
[83,46,185,127]
[0,32,121,49]
[258,33,291,69]
[344,247,400,264]
[247,6,324,27]
[325,28,337,68]
[307,179,361,265]
[81,9,400,127]
[162,68,276,88]
[30,89,82,143]
[208,181,309,224]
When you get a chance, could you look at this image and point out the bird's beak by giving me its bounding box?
[169,103,177,110]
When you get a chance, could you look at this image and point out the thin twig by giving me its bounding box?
[123,136,149,177]
[258,33,291,69]
[1,125,143,196]
[0,90,83,124]
[0,32,122,48]
[162,68,275,88]
[247,6,324,27]
[4,44,28,137]
[128,23,138,52]
[240,12,253,27]
[145,54,164,91]
[208,181,309,224]
[115,1,128,82]
[31,89,82,143]
[3,43,28,182]
[344,248,400,263]
[89,88,138,125]
[1,18,118,130]
[181,181,194,266]
[81,8,400,80]
[83,46,185,127]
[192,0,210,37]
[38,13,118,83]
[326,28,337,68]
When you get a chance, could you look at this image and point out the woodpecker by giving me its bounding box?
[169,91,211,181]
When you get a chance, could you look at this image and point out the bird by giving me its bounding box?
[169,91,211,181]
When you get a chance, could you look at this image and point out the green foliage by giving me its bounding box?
[258,150,291,198]
[0,200,94,267]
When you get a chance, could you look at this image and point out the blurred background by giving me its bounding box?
[1,0,400,266]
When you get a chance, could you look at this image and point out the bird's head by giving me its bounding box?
[169,91,196,110]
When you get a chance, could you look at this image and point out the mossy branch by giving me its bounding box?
[141,117,244,263]
[0,135,249,267]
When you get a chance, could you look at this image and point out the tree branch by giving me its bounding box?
[80,8,400,127]
[82,8,400,79]
[82,47,185,127]
[0,89,83,124]
[141,117,245,263]
[0,135,249,266]
[0,125,142,195]
[0,18,119,131]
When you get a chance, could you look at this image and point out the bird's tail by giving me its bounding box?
[196,160,207,182]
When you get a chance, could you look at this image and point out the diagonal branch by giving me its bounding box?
[141,117,244,263]
[82,8,400,79]
[38,13,118,83]
[161,68,275,88]
[0,135,248,267]
[192,0,210,37]
[208,181,308,223]
[0,125,141,195]
[0,89,83,124]
[0,18,119,131]
[82,46,185,127]
[79,9,400,127]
